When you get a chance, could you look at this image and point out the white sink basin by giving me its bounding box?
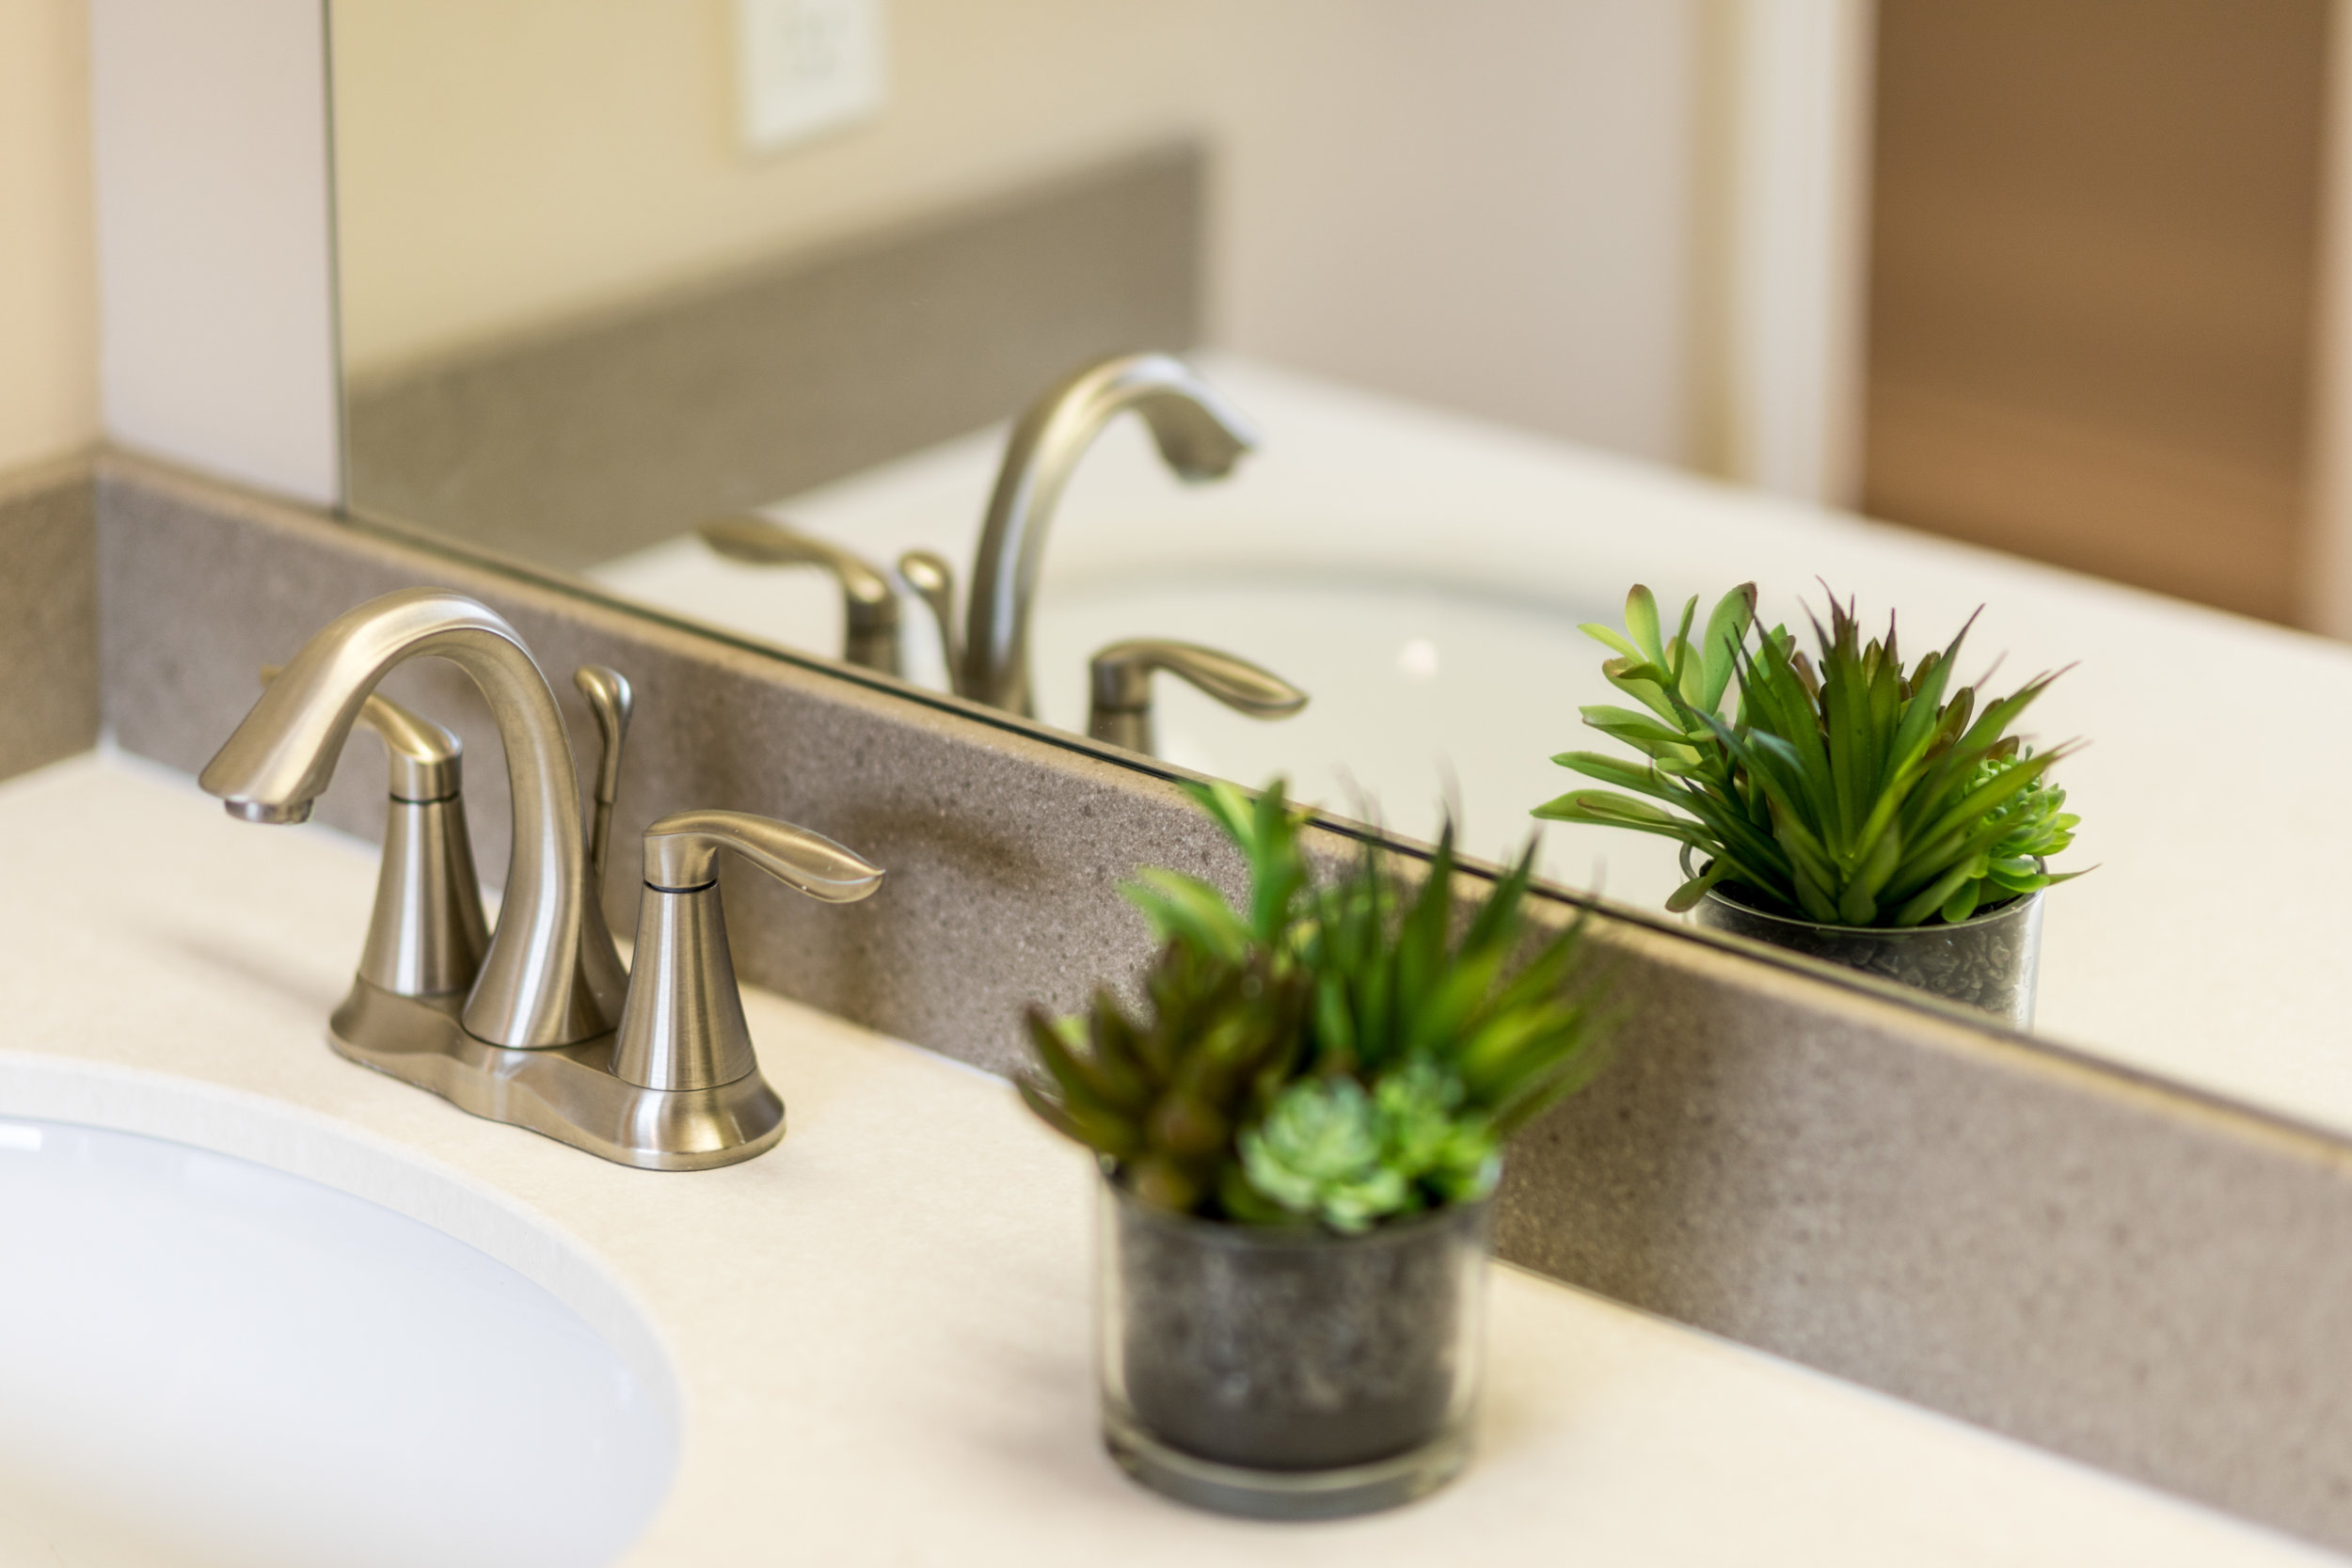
[0,1117,675,1568]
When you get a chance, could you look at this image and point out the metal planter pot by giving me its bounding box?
[1095,1171,1489,1520]
[1693,881,2043,1027]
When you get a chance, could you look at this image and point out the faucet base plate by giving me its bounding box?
[329,978,786,1171]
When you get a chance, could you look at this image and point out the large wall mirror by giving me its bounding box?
[327,2,2352,1136]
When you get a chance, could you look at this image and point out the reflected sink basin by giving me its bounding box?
[593,526,1682,901]
[0,1117,674,1568]
[581,370,1698,901]
[1028,570,1676,903]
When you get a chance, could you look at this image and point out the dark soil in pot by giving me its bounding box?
[1104,1180,1487,1472]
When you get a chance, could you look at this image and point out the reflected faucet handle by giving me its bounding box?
[258,664,488,1000]
[699,514,903,675]
[1086,640,1310,757]
[572,665,633,886]
[613,810,885,1097]
[896,549,962,691]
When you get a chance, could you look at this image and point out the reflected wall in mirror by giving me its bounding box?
[330,3,2352,1145]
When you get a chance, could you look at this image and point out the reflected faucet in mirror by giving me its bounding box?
[691,353,1311,761]
[955,352,1258,718]
[205,588,886,1170]
[698,514,906,676]
[897,547,962,680]
[1087,640,1309,757]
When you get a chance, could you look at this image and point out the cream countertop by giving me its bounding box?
[0,751,2329,1566]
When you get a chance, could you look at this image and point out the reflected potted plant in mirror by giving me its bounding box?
[1017,779,1610,1520]
[1534,583,2082,1026]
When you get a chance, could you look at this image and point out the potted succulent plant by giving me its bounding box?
[1018,779,1608,1520]
[1534,584,2080,1024]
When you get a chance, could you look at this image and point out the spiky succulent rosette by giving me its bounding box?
[1018,779,1608,1229]
[1535,584,2082,928]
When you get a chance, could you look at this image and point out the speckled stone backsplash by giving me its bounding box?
[0,452,99,779]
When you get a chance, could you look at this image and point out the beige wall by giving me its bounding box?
[1215,2,1696,463]
[331,0,1228,379]
[332,0,1701,465]
[0,0,99,471]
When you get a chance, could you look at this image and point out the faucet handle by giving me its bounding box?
[643,809,886,901]
[572,665,633,886]
[1086,640,1310,757]
[896,549,963,691]
[699,514,903,675]
[614,810,884,1095]
[259,664,487,999]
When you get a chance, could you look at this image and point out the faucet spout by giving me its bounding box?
[199,588,627,1048]
[961,353,1258,716]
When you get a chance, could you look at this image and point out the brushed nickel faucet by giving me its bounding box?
[205,587,883,1170]
[955,352,1260,718]
[209,588,627,1048]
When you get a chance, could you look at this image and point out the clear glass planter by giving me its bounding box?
[1095,1169,1489,1519]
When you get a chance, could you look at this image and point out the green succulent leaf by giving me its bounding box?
[1665,855,1730,913]
[1124,869,1252,963]
[1534,789,1704,844]
[1580,622,1644,662]
[1698,584,1758,712]
[1624,584,1666,667]
[1581,704,1705,757]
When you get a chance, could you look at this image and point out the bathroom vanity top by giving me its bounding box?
[0,752,2328,1566]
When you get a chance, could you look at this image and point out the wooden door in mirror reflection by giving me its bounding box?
[1864,0,2329,625]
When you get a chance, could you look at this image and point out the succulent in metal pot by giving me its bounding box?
[1536,584,2083,928]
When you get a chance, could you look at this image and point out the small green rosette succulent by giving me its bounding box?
[1241,1063,1502,1233]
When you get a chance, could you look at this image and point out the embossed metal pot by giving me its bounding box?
[1693,880,2042,1027]
[1096,1170,1489,1520]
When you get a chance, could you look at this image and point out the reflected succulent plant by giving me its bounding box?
[1534,584,2081,927]
[1019,778,1609,1230]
